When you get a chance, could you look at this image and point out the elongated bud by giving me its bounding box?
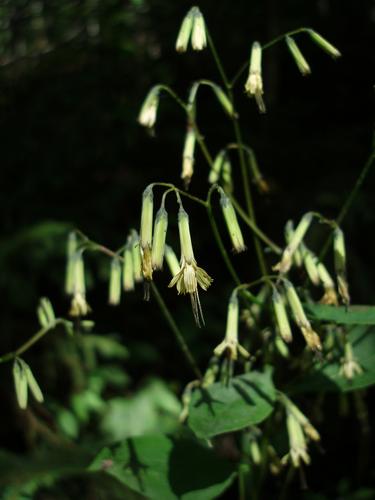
[178,207,195,264]
[191,7,207,51]
[272,289,292,343]
[140,185,154,281]
[301,245,320,286]
[214,292,249,360]
[69,251,91,317]
[248,149,270,194]
[175,8,194,52]
[286,411,311,467]
[317,262,338,305]
[208,149,225,184]
[275,335,290,358]
[284,220,303,267]
[286,36,311,76]
[274,212,313,274]
[333,228,350,305]
[222,154,233,193]
[308,29,341,59]
[165,245,181,277]
[24,362,44,403]
[152,206,168,270]
[131,230,143,283]
[123,242,135,292]
[182,126,196,188]
[138,86,160,128]
[65,231,77,295]
[13,359,28,409]
[37,297,56,327]
[245,41,266,113]
[220,191,246,253]
[249,439,262,465]
[211,83,235,117]
[109,258,121,305]
[284,280,322,351]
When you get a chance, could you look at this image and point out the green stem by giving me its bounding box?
[151,282,202,380]
[0,319,67,364]
[319,151,375,260]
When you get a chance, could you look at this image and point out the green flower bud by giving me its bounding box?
[208,149,225,184]
[165,245,181,277]
[175,8,194,52]
[69,251,91,317]
[131,230,143,283]
[178,207,195,264]
[140,185,154,281]
[222,154,233,193]
[301,245,320,286]
[333,227,350,305]
[138,86,160,128]
[245,41,266,113]
[13,358,28,410]
[191,7,207,51]
[286,36,311,76]
[211,83,235,117]
[65,231,77,295]
[152,207,168,270]
[286,411,311,468]
[220,191,246,253]
[181,126,196,188]
[108,258,121,306]
[274,212,313,274]
[284,220,303,267]
[123,242,135,292]
[24,361,44,404]
[317,262,338,305]
[308,29,341,59]
[272,289,292,343]
[37,297,56,327]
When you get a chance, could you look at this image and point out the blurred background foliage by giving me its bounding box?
[0,0,374,498]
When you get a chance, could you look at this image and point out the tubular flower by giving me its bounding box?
[245,41,266,113]
[168,206,212,326]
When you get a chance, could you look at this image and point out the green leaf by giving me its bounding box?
[288,326,375,393]
[188,369,276,439]
[305,303,375,325]
[89,435,236,500]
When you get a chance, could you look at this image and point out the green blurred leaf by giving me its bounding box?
[288,326,375,393]
[89,435,237,500]
[305,303,375,325]
[100,379,181,441]
[188,369,276,439]
[83,334,128,359]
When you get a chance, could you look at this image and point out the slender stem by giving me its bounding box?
[159,84,188,112]
[319,151,375,260]
[151,282,202,380]
[206,32,230,88]
[152,182,207,208]
[0,319,67,364]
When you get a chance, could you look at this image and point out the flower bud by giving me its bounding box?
[108,258,121,306]
[131,230,143,283]
[24,361,44,404]
[69,251,91,317]
[175,8,194,52]
[275,335,290,358]
[138,86,160,128]
[152,206,168,270]
[178,207,195,264]
[272,289,292,343]
[123,242,135,292]
[181,126,196,188]
[191,7,207,51]
[274,212,313,274]
[222,154,233,193]
[13,358,28,409]
[284,220,303,267]
[220,191,246,253]
[165,245,180,277]
[245,41,266,113]
[65,231,77,295]
[286,411,311,467]
[37,297,55,327]
[211,83,235,117]
[308,29,341,59]
[301,245,320,286]
[208,149,225,184]
[140,185,154,281]
[286,36,311,76]
[333,228,350,305]
[317,262,338,305]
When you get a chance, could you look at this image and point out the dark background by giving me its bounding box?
[0,0,374,498]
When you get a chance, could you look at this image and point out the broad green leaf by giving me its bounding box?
[288,326,375,393]
[13,359,28,410]
[188,369,276,439]
[305,303,375,325]
[89,435,236,500]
